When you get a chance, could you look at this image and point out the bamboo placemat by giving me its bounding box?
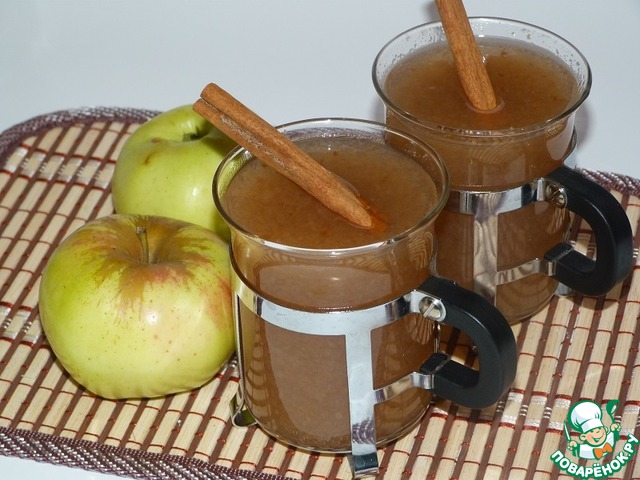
[1,108,639,480]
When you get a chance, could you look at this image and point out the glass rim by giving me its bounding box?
[213,116,450,255]
[372,16,592,138]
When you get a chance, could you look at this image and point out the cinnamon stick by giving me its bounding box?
[435,0,498,111]
[194,83,381,230]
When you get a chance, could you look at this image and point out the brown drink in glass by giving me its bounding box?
[373,18,591,321]
[214,119,516,469]
[217,119,445,451]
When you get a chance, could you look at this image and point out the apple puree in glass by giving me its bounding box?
[382,38,579,320]
[222,135,442,450]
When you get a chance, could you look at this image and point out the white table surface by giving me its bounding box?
[1,1,639,478]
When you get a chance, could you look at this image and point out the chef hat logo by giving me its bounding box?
[569,400,605,434]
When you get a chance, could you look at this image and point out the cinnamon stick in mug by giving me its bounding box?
[194,83,382,230]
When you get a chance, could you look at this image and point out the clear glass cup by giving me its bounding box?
[373,18,632,322]
[213,118,516,477]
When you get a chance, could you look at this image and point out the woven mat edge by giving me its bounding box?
[0,425,294,480]
[0,107,160,162]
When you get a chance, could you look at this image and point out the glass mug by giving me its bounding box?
[373,17,633,322]
[213,118,517,477]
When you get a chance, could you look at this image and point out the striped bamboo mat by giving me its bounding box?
[1,108,639,480]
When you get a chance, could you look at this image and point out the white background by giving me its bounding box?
[1,1,639,478]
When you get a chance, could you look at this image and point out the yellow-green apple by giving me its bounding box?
[38,214,234,399]
[112,105,236,241]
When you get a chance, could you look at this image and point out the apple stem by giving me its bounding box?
[136,226,150,263]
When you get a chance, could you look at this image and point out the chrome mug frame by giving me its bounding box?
[229,265,445,478]
[444,149,577,304]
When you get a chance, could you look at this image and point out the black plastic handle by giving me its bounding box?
[418,276,517,410]
[545,166,633,296]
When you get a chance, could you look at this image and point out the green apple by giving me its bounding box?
[38,214,234,399]
[112,105,236,241]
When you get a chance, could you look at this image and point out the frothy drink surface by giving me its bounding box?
[223,136,438,248]
[384,38,579,190]
[223,134,441,450]
[385,38,577,131]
